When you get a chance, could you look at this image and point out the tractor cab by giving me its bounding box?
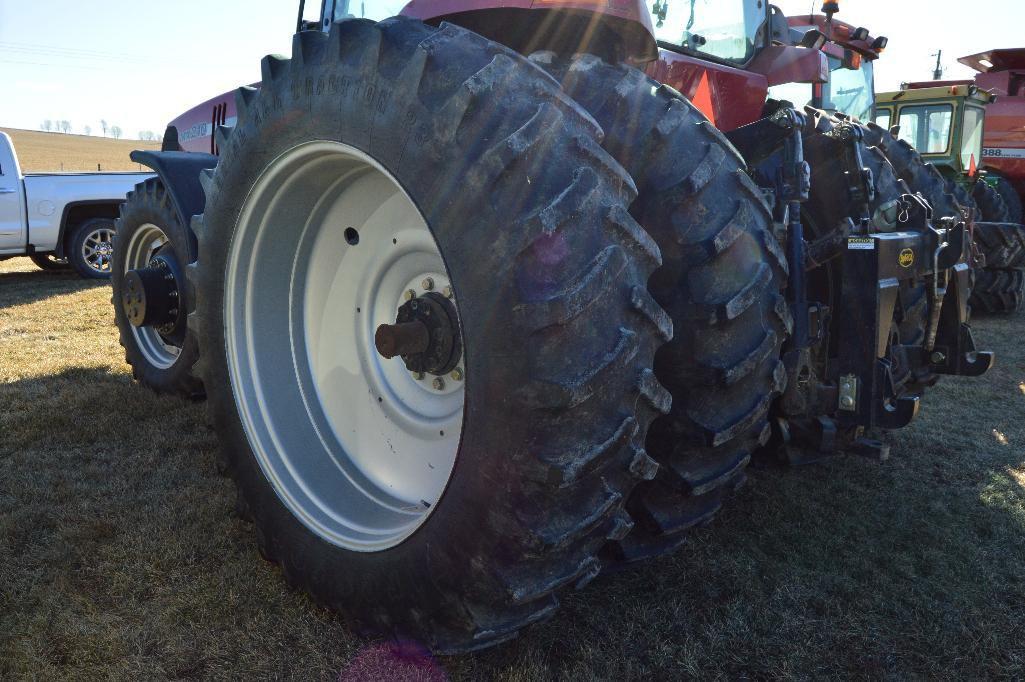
[875,84,993,183]
[766,10,886,122]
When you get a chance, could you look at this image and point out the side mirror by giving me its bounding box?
[800,29,827,50]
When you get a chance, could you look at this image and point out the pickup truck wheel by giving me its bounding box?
[68,217,116,279]
[186,18,666,652]
[29,253,71,271]
[112,178,202,398]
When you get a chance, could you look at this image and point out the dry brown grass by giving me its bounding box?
[1,255,1024,679]
[1,128,160,173]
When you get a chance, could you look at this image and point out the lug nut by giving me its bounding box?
[421,277,435,291]
[450,367,463,381]
[432,377,445,390]
[930,351,946,364]
[413,371,425,381]
[442,285,453,299]
[404,289,416,301]
[840,396,855,409]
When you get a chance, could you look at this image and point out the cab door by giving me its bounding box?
[0,132,26,252]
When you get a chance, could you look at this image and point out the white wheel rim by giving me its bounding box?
[123,223,182,369]
[82,226,115,272]
[225,141,464,552]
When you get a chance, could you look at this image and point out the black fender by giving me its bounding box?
[129,149,218,233]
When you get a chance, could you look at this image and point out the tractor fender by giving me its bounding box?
[128,149,218,230]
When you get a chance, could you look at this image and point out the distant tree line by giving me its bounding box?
[40,120,72,134]
[39,119,160,142]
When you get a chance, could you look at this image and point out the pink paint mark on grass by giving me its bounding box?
[339,640,447,682]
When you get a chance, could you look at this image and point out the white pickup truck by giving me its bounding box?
[0,131,152,279]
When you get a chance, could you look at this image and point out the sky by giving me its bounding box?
[2,0,1024,140]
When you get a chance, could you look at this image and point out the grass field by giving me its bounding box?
[1,127,160,173]
[1,255,1023,679]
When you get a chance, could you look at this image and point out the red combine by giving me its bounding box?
[110,0,990,651]
[962,48,1025,223]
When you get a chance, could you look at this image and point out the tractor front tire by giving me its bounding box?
[112,178,203,398]
[538,54,788,562]
[991,176,1023,224]
[973,222,1025,270]
[973,180,1011,222]
[970,268,1025,313]
[187,19,667,652]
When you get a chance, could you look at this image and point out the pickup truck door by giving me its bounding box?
[0,132,26,251]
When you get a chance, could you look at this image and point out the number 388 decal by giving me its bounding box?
[983,148,1025,159]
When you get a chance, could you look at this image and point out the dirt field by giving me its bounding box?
[0,128,160,173]
[1,255,1023,679]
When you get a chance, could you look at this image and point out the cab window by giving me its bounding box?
[961,106,985,170]
[873,109,892,130]
[653,0,765,64]
[823,55,873,122]
[897,104,953,155]
[332,0,408,21]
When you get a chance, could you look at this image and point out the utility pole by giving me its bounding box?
[932,50,944,80]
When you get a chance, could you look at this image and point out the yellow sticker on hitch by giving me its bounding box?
[899,248,915,268]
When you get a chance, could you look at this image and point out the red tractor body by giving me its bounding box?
[167,0,827,152]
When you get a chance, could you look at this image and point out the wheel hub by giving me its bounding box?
[224,140,465,551]
[82,226,115,272]
[375,292,462,376]
[122,253,182,333]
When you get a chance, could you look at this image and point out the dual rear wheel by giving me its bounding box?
[119,18,786,650]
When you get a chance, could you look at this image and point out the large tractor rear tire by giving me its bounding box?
[187,19,668,652]
[537,54,788,562]
[973,179,1011,222]
[970,268,1025,313]
[863,123,966,220]
[991,176,1023,224]
[112,178,203,398]
[973,222,1025,269]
